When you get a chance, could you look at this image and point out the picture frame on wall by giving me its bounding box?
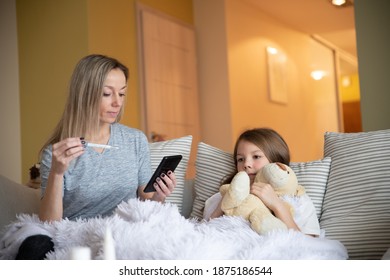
[266,46,288,104]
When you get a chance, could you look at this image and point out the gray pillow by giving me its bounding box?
[191,142,332,220]
[321,129,390,260]
[149,135,192,214]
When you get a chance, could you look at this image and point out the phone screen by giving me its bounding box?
[143,155,182,193]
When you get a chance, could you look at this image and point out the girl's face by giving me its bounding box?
[99,68,127,125]
[236,140,270,184]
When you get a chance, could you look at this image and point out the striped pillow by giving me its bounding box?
[321,129,390,260]
[149,135,192,214]
[190,142,235,219]
[190,142,331,220]
[290,157,331,219]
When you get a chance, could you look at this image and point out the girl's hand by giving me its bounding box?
[251,181,300,232]
[51,137,85,175]
[250,181,284,212]
[151,171,177,202]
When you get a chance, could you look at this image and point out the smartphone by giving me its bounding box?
[143,155,183,193]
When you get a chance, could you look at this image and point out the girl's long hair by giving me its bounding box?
[40,54,129,155]
[221,128,290,185]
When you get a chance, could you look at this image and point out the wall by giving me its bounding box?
[354,0,390,131]
[194,0,339,161]
[227,0,339,161]
[17,0,89,183]
[193,0,234,150]
[0,0,22,183]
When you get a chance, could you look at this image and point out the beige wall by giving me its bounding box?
[17,0,89,183]
[193,0,234,150]
[87,0,140,128]
[195,0,339,162]
[0,0,22,183]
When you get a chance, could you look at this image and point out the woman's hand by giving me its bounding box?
[39,137,84,222]
[51,137,85,175]
[150,171,177,202]
[139,171,177,202]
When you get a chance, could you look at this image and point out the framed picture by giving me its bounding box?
[266,46,288,104]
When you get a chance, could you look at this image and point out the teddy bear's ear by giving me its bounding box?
[275,162,287,171]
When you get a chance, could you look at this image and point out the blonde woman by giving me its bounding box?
[16,54,177,259]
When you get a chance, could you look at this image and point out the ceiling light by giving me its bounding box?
[266,47,278,55]
[329,0,353,7]
[311,70,327,80]
[332,0,346,6]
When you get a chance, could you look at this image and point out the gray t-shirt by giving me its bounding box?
[40,123,152,220]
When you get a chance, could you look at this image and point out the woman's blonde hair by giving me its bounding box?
[40,54,129,154]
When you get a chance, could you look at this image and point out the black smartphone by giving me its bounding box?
[143,155,183,193]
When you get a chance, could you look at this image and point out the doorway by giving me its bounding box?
[338,54,362,132]
[137,5,201,177]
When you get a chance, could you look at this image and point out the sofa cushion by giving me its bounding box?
[190,142,331,220]
[190,142,235,219]
[290,157,331,219]
[320,129,390,260]
[0,175,40,236]
[149,135,192,214]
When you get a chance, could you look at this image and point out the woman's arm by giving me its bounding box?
[39,172,65,221]
[39,138,84,222]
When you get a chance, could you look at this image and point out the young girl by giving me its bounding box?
[204,128,320,236]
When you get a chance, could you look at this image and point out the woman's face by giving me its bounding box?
[236,140,270,185]
[99,68,127,125]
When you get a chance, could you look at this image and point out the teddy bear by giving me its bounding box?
[219,162,305,235]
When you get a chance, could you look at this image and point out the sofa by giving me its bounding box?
[1,129,390,260]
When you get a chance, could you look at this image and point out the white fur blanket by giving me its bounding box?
[0,199,348,260]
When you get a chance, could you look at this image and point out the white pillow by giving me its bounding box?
[149,135,192,214]
[190,142,331,220]
[321,129,390,260]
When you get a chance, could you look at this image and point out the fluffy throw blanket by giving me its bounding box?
[0,199,348,260]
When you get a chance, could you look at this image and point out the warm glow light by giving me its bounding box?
[332,0,346,6]
[311,70,326,80]
[266,46,278,55]
[341,76,351,87]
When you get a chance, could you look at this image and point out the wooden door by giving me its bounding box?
[137,7,200,177]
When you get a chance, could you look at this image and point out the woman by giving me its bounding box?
[17,54,177,259]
